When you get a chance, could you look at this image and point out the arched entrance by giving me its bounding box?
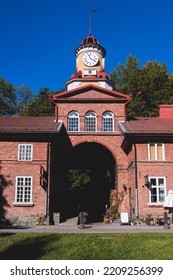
[64,142,116,222]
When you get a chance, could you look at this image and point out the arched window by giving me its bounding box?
[102,111,114,131]
[85,111,97,131]
[68,111,79,132]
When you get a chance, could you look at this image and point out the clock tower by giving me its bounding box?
[66,34,113,91]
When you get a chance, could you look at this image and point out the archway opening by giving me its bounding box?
[64,142,116,222]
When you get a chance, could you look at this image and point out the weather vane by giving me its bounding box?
[89,1,97,35]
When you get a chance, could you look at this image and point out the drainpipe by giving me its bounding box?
[124,95,132,121]
[45,138,52,217]
[134,143,139,220]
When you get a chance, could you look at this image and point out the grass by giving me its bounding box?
[0,232,173,260]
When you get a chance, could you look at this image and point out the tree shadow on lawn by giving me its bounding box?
[0,233,61,260]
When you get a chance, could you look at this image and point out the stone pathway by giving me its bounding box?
[1,217,173,233]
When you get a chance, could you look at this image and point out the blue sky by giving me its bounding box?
[1,0,173,94]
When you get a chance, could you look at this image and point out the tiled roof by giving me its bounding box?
[0,116,62,133]
[119,117,173,135]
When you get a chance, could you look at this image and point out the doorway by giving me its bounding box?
[64,142,116,222]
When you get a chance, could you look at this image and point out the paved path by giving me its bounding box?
[1,220,173,233]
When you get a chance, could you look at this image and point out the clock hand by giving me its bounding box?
[90,56,96,61]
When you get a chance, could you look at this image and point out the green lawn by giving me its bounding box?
[0,232,172,260]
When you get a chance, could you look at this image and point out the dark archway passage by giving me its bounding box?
[64,142,116,222]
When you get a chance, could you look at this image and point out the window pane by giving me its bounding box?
[85,118,96,131]
[150,144,155,160]
[102,112,113,131]
[70,119,78,131]
[157,144,163,160]
[16,177,32,203]
[17,177,24,186]
[25,177,31,186]
[26,145,32,161]
[24,187,31,202]
[151,187,157,202]
[16,187,23,202]
[68,111,79,132]
[19,144,32,161]
[149,177,166,204]
[159,188,165,202]
[85,111,96,131]
[158,178,164,186]
[19,145,25,161]
[150,178,156,186]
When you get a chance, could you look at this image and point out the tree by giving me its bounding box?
[0,77,64,116]
[110,55,140,95]
[25,88,64,116]
[0,78,17,115]
[15,84,34,116]
[67,168,112,213]
[130,61,173,117]
[68,169,92,192]
[110,56,173,117]
[25,88,53,116]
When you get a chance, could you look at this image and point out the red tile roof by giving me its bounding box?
[119,117,173,135]
[0,116,62,133]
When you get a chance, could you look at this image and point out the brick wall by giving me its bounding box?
[56,94,131,214]
[125,142,173,219]
[57,102,126,131]
[0,141,47,224]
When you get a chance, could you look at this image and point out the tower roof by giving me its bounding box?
[75,34,106,57]
[81,34,100,45]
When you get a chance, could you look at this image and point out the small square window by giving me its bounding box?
[18,144,33,161]
[148,143,164,161]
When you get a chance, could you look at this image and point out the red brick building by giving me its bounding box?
[1,34,173,225]
[120,105,173,219]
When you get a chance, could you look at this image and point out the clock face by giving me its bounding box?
[82,52,98,66]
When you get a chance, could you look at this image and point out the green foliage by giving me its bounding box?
[0,78,64,116]
[0,78,17,115]
[68,169,92,191]
[67,169,112,192]
[25,88,64,116]
[110,55,140,95]
[110,55,173,117]
[15,84,34,116]
[25,88,54,116]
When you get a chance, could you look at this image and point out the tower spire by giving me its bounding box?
[89,2,97,35]
[89,10,92,35]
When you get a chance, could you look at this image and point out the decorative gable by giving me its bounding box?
[50,84,131,103]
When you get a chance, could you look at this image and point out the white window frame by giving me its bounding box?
[102,111,114,132]
[85,111,97,132]
[148,143,165,161]
[18,144,33,161]
[67,111,80,132]
[15,176,33,204]
[149,176,166,204]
